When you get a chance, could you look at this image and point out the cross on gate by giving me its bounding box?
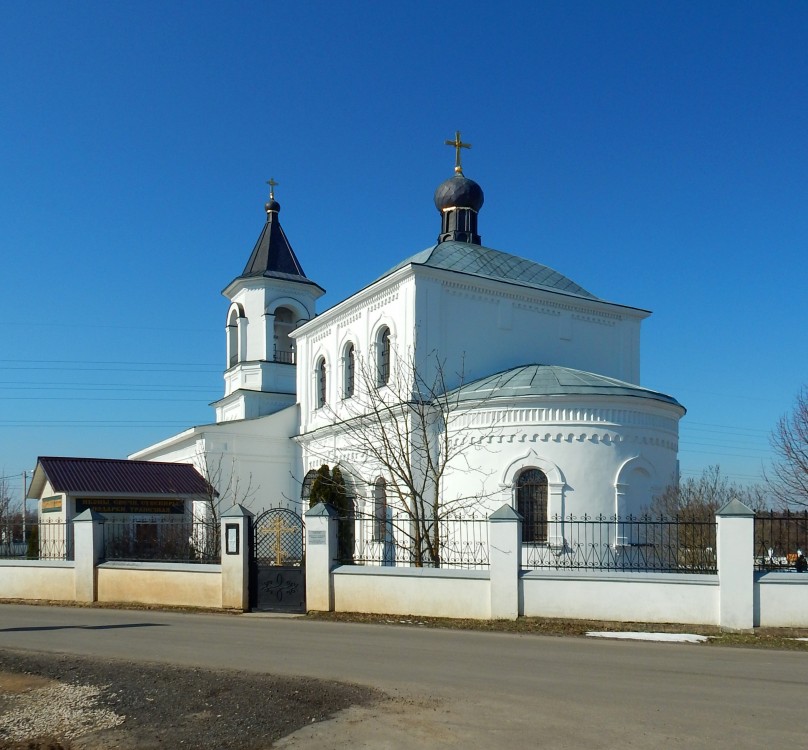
[260,515,298,565]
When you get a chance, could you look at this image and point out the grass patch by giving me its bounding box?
[305,610,808,650]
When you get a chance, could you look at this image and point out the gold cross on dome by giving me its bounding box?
[444,131,471,174]
[266,177,279,200]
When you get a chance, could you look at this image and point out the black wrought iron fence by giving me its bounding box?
[336,510,489,569]
[102,519,220,563]
[0,521,73,561]
[755,511,808,572]
[524,514,717,573]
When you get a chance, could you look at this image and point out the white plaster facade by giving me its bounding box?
[133,168,685,524]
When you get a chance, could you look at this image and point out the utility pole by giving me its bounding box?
[22,470,28,544]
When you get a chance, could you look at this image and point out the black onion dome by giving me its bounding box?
[265,198,280,213]
[434,174,484,212]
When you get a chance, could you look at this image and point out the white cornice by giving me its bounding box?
[292,274,409,339]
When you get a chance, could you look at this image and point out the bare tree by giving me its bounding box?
[192,452,256,559]
[643,466,769,571]
[768,386,808,508]
[0,475,12,551]
[651,465,769,520]
[0,474,24,556]
[309,350,499,567]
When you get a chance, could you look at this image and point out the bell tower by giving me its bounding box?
[213,180,325,423]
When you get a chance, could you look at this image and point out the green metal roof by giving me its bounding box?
[380,241,597,299]
[448,364,684,409]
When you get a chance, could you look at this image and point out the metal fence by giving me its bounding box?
[0,521,73,561]
[755,511,808,572]
[102,518,220,563]
[337,511,489,569]
[524,514,718,573]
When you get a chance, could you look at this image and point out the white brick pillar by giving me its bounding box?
[488,504,522,620]
[221,504,253,611]
[716,498,755,631]
[72,509,105,603]
[305,502,338,612]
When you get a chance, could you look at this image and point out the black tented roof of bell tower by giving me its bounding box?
[236,208,324,290]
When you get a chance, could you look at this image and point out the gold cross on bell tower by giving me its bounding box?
[266,177,279,201]
[444,131,471,175]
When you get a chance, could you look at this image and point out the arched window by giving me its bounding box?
[343,343,355,399]
[517,468,548,543]
[376,327,391,386]
[373,477,387,541]
[226,309,240,368]
[273,306,295,364]
[316,357,327,409]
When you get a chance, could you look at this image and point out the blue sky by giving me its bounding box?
[1,1,806,500]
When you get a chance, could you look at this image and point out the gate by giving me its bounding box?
[250,507,306,613]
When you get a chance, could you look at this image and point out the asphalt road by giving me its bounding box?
[1,604,806,749]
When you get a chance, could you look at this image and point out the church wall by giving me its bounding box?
[412,271,645,389]
[296,396,681,523]
[444,397,682,520]
[130,407,303,516]
[292,264,674,520]
[295,275,418,436]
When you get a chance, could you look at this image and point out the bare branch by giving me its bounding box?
[767,386,808,507]
[305,348,502,565]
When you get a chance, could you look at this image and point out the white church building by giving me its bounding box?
[131,141,685,541]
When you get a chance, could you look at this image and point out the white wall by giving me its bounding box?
[756,574,808,627]
[445,397,682,516]
[521,571,719,625]
[412,269,646,388]
[333,566,491,619]
[0,561,75,600]
[130,406,303,516]
[97,562,222,608]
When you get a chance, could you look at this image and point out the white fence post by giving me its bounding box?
[73,509,105,603]
[221,504,253,611]
[305,502,337,612]
[716,498,755,631]
[488,504,522,620]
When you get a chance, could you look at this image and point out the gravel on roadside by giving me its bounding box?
[0,648,381,750]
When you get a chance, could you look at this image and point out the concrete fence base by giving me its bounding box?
[0,507,254,612]
[304,500,808,630]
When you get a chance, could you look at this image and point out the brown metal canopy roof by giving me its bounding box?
[29,457,214,498]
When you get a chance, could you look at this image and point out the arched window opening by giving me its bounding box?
[344,343,355,399]
[517,468,548,544]
[373,477,387,541]
[273,306,296,364]
[376,327,391,387]
[227,310,239,368]
[316,357,327,409]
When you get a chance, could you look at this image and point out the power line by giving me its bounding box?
[0,365,220,372]
[0,397,206,402]
[0,420,198,425]
[0,383,214,391]
[0,359,219,366]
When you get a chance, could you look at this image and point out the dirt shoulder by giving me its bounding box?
[0,649,380,750]
[305,610,808,650]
